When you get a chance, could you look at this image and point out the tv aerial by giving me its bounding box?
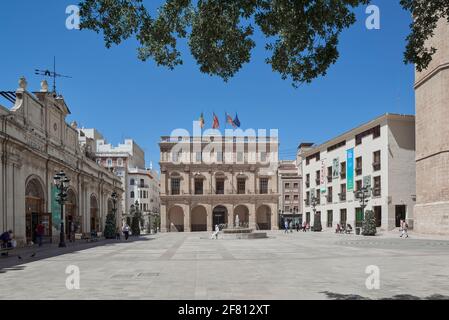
[35,57,72,94]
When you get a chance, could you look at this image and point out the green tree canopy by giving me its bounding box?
[79,0,449,87]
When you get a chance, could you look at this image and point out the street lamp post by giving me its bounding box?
[53,170,70,248]
[311,193,322,232]
[111,191,118,217]
[354,186,371,225]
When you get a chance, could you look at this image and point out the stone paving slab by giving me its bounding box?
[1,231,449,299]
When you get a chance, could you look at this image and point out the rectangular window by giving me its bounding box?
[374,206,382,227]
[340,209,347,226]
[305,174,310,188]
[171,178,180,195]
[327,186,333,203]
[196,152,202,162]
[217,151,223,162]
[237,152,244,162]
[373,176,381,196]
[315,170,320,186]
[260,178,268,194]
[355,156,362,176]
[285,195,290,200]
[117,158,123,167]
[140,179,144,188]
[237,178,246,194]
[216,178,224,194]
[293,183,299,189]
[327,166,332,182]
[340,162,346,179]
[194,179,203,195]
[373,150,381,171]
[293,194,299,201]
[260,152,267,162]
[285,183,290,189]
[340,184,346,201]
[327,210,333,228]
[356,180,362,192]
[373,125,381,138]
[107,159,112,167]
[305,191,310,206]
[285,206,290,213]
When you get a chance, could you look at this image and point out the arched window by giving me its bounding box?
[130,191,135,198]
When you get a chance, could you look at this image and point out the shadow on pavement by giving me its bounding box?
[0,235,154,272]
[321,291,449,300]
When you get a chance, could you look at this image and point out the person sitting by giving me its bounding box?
[335,224,342,233]
[345,224,353,233]
[1,230,13,248]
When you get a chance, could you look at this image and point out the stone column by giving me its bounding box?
[271,203,279,230]
[248,203,256,229]
[183,203,191,232]
[160,204,167,232]
[206,204,212,231]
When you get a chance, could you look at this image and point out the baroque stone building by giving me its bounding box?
[159,135,279,232]
[414,19,449,235]
[278,160,302,228]
[0,78,123,245]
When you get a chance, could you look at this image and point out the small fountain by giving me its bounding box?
[218,215,268,239]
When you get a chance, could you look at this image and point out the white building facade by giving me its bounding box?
[298,114,415,231]
[127,167,160,231]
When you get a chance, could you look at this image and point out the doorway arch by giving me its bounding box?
[256,205,272,230]
[168,205,184,232]
[212,205,228,229]
[90,194,99,232]
[25,176,46,243]
[191,205,207,231]
[233,205,249,228]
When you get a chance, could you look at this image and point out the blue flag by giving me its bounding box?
[233,113,241,128]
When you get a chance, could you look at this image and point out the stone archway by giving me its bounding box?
[191,205,207,231]
[66,189,78,235]
[168,205,184,232]
[212,205,228,229]
[90,194,99,232]
[256,205,272,230]
[25,176,46,243]
[233,205,249,228]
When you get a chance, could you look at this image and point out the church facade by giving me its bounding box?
[0,77,123,246]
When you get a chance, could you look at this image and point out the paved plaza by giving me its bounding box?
[1,231,449,300]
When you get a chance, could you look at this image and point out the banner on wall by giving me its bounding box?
[51,185,61,231]
[320,159,326,193]
[332,157,339,179]
[347,149,354,191]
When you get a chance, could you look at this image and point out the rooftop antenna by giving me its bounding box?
[35,57,72,94]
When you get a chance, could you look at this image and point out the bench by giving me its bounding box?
[0,243,14,257]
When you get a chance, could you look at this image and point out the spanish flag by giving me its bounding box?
[212,113,220,129]
[225,112,236,128]
[198,112,205,129]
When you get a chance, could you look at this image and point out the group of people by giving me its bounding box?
[335,223,353,234]
[284,220,310,233]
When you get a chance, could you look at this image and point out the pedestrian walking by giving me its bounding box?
[211,224,220,240]
[400,220,409,238]
[35,223,45,247]
[284,220,289,234]
[302,221,307,232]
[289,220,293,233]
[122,224,130,240]
[296,223,300,232]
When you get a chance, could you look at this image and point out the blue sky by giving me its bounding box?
[0,0,415,168]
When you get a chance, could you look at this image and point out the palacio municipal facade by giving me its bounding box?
[159,134,280,232]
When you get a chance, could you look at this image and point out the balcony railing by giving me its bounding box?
[305,181,310,188]
[327,176,332,183]
[372,161,381,171]
[339,193,346,201]
[340,172,346,179]
[315,179,320,185]
[373,187,381,197]
[327,196,333,203]
[355,167,362,176]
